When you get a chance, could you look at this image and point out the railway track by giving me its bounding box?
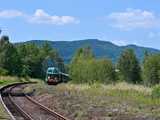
[0,82,68,120]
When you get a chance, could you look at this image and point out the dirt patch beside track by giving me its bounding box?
[27,83,160,120]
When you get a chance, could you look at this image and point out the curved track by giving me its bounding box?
[0,82,68,120]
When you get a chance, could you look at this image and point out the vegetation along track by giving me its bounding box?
[0,82,68,120]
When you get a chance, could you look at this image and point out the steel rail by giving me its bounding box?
[1,82,69,120]
[0,82,36,120]
[25,95,68,120]
[8,94,34,120]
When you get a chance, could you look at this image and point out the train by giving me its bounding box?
[45,67,69,85]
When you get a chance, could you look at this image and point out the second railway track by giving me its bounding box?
[0,82,68,120]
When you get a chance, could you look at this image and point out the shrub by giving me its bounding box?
[0,67,8,75]
[152,84,160,98]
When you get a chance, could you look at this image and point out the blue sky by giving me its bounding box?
[1,0,160,49]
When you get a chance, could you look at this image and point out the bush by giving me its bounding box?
[152,85,160,98]
[0,68,8,75]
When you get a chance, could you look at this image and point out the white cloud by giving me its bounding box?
[28,9,79,25]
[0,10,24,18]
[0,9,79,25]
[108,8,160,30]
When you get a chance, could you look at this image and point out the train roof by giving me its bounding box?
[47,67,58,70]
[46,67,69,77]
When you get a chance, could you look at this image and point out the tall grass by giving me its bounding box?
[55,82,160,105]
[26,81,160,118]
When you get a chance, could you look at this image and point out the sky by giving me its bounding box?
[0,0,160,49]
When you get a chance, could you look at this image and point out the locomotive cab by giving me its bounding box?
[46,67,61,85]
[46,67,69,85]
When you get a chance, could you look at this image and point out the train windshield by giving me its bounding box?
[47,67,59,74]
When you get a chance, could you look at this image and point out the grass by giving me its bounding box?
[27,82,160,119]
[57,82,160,110]
[0,76,28,86]
[0,102,10,120]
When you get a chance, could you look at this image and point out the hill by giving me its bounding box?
[16,39,160,63]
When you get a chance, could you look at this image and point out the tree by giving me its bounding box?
[69,46,95,83]
[41,42,52,55]
[0,36,21,75]
[16,41,65,78]
[69,46,116,84]
[96,59,116,84]
[117,49,142,83]
[143,50,150,64]
[41,42,66,73]
[143,54,160,86]
[71,46,94,64]
[17,43,42,78]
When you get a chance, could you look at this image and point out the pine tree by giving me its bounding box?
[117,49,142,83]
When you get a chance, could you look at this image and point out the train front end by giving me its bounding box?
[46,67,61,85]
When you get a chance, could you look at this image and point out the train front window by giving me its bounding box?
[53,69,59,74]
[48,70,52,73]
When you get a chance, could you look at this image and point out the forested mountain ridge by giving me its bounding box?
[16,39,160,63]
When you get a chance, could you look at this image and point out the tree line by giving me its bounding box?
[0,35,160,86]
[69,45,160,86]
[0,35,65,78]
